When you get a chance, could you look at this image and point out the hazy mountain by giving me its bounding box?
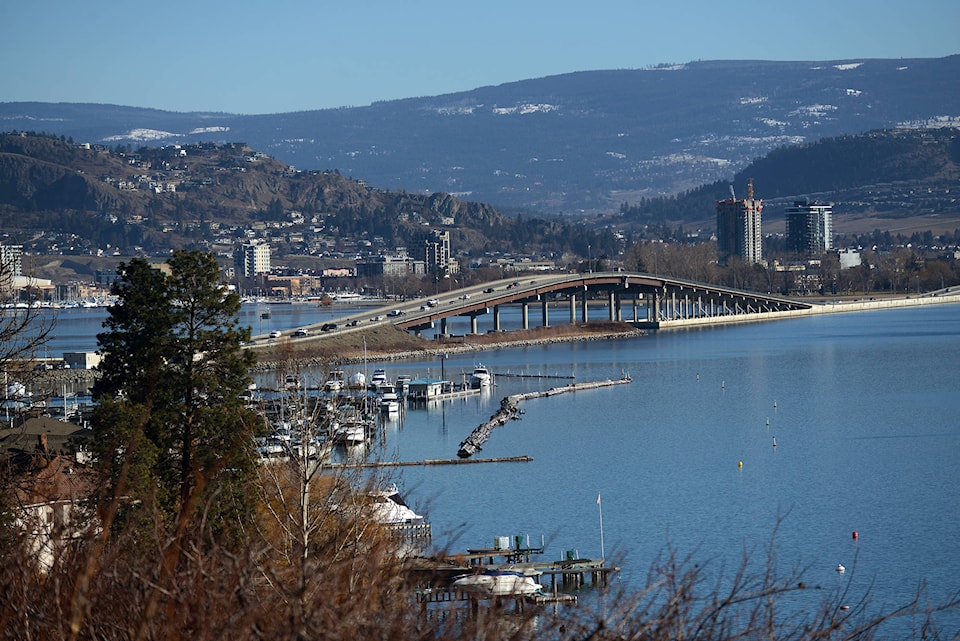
[3,56,958,214]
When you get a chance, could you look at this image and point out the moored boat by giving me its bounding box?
[453,568,543,596]
[470,364,492,388]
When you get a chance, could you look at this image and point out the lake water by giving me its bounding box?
[27,300,960,629]
[347,304,960,630]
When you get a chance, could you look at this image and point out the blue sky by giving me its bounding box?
[2,0,957,115]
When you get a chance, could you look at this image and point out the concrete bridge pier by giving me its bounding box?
[608,290,617,321]
[541,299,550,327]
[493,305,501,331]
[581,288,589,322]
[470,315,478,334]
[521,302,529,330]
[569,294,577,323]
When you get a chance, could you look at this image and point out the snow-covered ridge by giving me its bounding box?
[492,103,558,115]
[101,126,230,142]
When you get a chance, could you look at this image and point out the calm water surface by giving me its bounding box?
[359,304,960,626]
[33,301,960,626]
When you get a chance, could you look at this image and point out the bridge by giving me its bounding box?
[388,272,812,336]
[248,272,960,347]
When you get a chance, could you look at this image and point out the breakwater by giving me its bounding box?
[457,376,632,458]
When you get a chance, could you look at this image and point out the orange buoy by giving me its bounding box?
[852,531,858,540]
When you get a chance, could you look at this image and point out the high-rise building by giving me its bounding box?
[413,230,456,275]
[234,242,271,277]
[715,180,763,264]
[785,200,833,257]
[0,243,23,278]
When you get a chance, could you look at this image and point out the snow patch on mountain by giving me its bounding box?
[492,103,558,115]
[102,128,178,142]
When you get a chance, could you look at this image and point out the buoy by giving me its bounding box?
[852,531,858,540]
[773,400,777,408]
[840,605,850,611]
[738,460,743,468]
[836,564,845,574]
[721,380,725,389]
[772,436,777,447]
[766,417,770,426]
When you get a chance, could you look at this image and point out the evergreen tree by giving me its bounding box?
[92,251,259,535]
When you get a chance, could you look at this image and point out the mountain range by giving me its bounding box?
[3,56,958,215]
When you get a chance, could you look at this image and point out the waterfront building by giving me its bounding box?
[234,241,271,277]
[715,180,763,264]
[785,200,833,257]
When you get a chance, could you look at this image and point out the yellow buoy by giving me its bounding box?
[738,460,743,468]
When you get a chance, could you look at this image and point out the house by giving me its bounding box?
[6,445,99,571]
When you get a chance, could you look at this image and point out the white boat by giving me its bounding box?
[378,385,401,414]
[334,405,372,445]
[370,368,388,389]
[470,364,492,388]
[324,370,345,392]
[453,569,543,596]
[367,484,424,524]
[348,371,367,389]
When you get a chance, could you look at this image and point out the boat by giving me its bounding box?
[324,370,345,392]
[367,483,424,524]
[378,384,401,414]
[333,404,374,445]
[370,368,388,389]
[348,371,367,389]
[470,364,492,388]
[453,569,543,596]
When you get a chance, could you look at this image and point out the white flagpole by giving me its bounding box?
[597,492,605,561]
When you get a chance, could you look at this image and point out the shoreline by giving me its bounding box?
[251,325,647,371]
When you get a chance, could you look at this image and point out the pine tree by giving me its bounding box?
[92,250,259,535]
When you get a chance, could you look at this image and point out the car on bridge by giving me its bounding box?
[321,323,338,332]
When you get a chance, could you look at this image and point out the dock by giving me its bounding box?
[328,455,533,468]
[457,375,632,458]
[411,554,618,611]
[491,371,576,380]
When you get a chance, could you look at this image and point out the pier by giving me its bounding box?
[328,455,533,469]
[411,549,618,612]
[491,371,576,380]
[457,376,632,458]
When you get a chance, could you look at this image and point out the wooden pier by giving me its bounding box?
[411,555,618,611]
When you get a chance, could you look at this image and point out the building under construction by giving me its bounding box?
[716,179,763,264]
